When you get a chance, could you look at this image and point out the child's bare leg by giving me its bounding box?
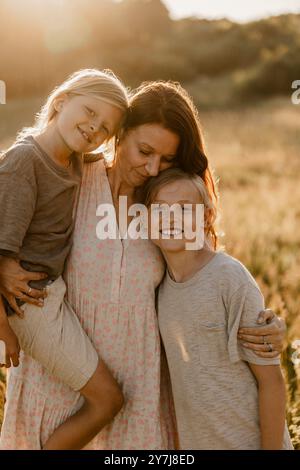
[43,360,124,450]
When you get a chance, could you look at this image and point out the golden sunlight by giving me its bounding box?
[163,0,300,22]
[4,0,92,53]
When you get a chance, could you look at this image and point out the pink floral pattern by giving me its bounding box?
[0,160,176,450]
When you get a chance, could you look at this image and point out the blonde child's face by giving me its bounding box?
[148,179,205,253]
[54,94,124,153]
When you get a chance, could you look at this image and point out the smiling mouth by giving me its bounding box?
[159,229,183,236]
[77,126,92,144]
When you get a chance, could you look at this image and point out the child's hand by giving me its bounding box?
[0,321,20,368]
[0,256,47,316]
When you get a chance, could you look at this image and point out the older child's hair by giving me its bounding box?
[17,68,129,142]
[141,167,218,250]
[123,80,218,233]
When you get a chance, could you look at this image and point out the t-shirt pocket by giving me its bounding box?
[198,320,229,367]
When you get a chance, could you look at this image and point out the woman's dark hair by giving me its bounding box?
[122,81,218,247]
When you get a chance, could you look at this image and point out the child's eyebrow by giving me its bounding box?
[86,105,96,113]
[176,200,195,203]
[151,199,195,204]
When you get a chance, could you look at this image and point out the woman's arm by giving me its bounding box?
[238,309,286,358]
[0,256,47,316]
[249,363,286,450]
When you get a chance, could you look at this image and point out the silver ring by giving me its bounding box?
[27,287,32,295]
[262,335,267,345]
[267,343,273,352]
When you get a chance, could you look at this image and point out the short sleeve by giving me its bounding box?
[0,174,37,254]
[227,282,280,366]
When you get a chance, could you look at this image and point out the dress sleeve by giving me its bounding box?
[227,282,280,366]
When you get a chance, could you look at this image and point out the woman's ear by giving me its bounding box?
[53,93,68,113]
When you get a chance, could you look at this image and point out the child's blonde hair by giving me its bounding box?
[17,68,129,142]
[140,167,219,250]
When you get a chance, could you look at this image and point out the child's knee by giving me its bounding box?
[107,384,124,415]
[87,382,124,422]
[80,361,124,416]
[97,379,124,415]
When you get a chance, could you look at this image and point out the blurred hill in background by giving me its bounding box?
[1,0,300,107]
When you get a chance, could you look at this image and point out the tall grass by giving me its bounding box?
[0,96,299,447]
[202,96,300,448]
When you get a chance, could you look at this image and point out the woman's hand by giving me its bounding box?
[0,256,48,316]
[238,309,286,358]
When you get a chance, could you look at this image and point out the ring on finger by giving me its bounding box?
[262,335,267,345]
[267,343,273,352]
[27,287,32,295]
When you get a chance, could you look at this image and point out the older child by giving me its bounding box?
[0,68,128,449]
[142,168,293,450]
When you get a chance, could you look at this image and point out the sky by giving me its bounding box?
[162,0,300,23]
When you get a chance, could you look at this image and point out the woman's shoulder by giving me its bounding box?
[83,152,104,164]
[81,153,109,189]
[82,152,107,177]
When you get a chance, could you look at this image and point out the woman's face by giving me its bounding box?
[116,123,180,188]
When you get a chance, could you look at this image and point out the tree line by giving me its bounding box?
[0,0,299,104]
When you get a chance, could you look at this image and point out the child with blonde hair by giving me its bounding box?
[142,167,293,450]
[0,68,128,449]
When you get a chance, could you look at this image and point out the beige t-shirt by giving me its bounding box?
[0,136,82,288]
[158,251,293,450]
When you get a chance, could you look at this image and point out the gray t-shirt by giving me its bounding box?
[158,251,293,450]
[0,136,82,289]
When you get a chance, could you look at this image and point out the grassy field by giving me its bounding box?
[0,96,299,448]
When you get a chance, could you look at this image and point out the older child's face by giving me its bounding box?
[148,179,204,253]
[54,94,123,153]
[116,124,179,188]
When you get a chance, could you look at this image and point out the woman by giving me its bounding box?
[0,81,285,449]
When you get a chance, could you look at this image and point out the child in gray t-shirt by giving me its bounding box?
[142,167,293,450]
[0,69,128,449]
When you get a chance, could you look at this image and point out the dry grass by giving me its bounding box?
[0,96,299,448]
[202,97,300,448]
